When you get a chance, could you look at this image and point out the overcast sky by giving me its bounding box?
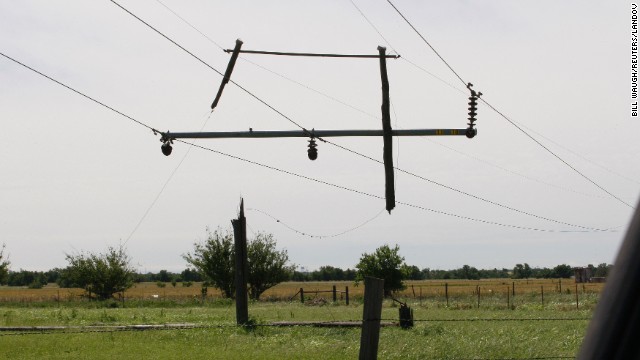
[1,0,637,273]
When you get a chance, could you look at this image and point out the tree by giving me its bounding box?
[184,228,294,300]
[183,228,235,298]
[59,246,135,300]
[0,244,9,285]
[552,264,573,278]
[401,264,422,280]
[594,263,612,278]
[512,263,533,279]
[355,244,406,296]
[247,233,294,300]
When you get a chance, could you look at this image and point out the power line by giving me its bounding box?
[511,121,640,186]
[112,0,617,230]
[381,0,635,209]
[153,0,226,51]
[322,138,610,232]
[0,51,158,134]
[178,139,596,233]
[155,0,610,204]
[109,0,312,137]
[481,99,636,209]
[384,0,467,87]
[1,48,585,234]
[247,207,385,239]
[124,110,214,245]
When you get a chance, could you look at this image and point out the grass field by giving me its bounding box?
[0,279,597,359]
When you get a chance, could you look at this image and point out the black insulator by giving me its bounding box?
[161,142,173,156]
[465,127,477,138]
[307,138,318,161]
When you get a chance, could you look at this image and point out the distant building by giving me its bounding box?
[574,267,593,283]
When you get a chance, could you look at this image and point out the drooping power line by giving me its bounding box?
[0,50,605,233]
[109,0,619,230]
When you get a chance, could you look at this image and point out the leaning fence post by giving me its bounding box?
[359,276,384,360]
[333,285,337,303]
[300,288,304,304]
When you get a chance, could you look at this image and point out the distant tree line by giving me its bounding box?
[293,263,613,282]
[134,268,203,283]
[291,266,358,282]
[1,262,614,288]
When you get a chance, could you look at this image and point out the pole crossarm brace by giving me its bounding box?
[161,128,473,140]
[224,49,400,59]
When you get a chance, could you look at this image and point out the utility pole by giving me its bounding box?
[159,41,479,214]
[231,198,249,325]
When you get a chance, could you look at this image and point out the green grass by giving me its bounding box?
[0,299,589,359]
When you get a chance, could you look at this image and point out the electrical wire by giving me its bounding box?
[177,139,598,233]
[108,0,618,230]
[154,0,615,205]
[384,0,467,87]
[512,121,640,186]
[109,0,313,138]
[2,4,618,234]
[322,139,611,232]
[0,51,158,134]
[1,48,591,234]
[381,0,635,210]
[124,110,214,245]
[348,0,465,95]
[247,207,385,239]
[481,99,636,209]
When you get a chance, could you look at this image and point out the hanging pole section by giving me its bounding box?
[224,49,400,59]
[378,46,395,213]
[162,128,471,140]
[211,39,243,110]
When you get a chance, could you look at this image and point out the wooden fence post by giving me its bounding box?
[346,286,349,305]
[359,276,384,360]
[333,285,337,303]
[512,281,515,296]
[445,283,449,307]
[300,288,304,304]
[559,279,562,293]
[231,199,249,326]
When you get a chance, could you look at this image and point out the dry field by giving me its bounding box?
[0,278,604,305]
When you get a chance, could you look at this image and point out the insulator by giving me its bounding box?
[161,141,173,156]
[465,83,481,138]
[307,138,318,161]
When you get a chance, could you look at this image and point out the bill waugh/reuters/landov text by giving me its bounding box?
[632,3,638,116]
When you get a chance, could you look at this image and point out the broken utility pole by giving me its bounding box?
[231,198,249,326]
[159,40,479,214]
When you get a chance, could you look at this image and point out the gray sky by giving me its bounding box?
[1,0,637,273]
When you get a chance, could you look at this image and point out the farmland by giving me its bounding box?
[0,279,598,359]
